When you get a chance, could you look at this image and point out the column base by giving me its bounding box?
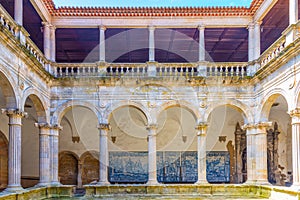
[97,181,110,186]
[244,180,271,185]
[50,181,62,186]
[146,180,160,185]
[4,185,25,193]
[36,182,51,187]
[195,180,209,185]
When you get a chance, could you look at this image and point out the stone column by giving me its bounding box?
[149,26,155,62]
[248,22,254,62]
[253,22,261,60]
[50,25,56,62]
[289,0,299,25]
[42,22,51,60]
[290,108,300,187]
[77,162,83,188]
[49,124,62,185]
[198,25,205,62]
[98,123,110,185]
[147,124,158,185]
[243,122,271,184]
[35,123,51,186]
[1,109,26,192]
[99,26,106,62]
[14,0,23,25]
[195,123,208,184]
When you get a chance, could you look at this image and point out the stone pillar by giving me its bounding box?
[1,109,26,192]
[14,0,23,25]
[289,0,299,25]
[290,108,300,187]
[35,123,51,186]
[149,26,155,62]
[147,124,158,185]
[248,22,254,62]
[243,122,271,184]
[253,22,261,60]
[195,123,208,184]
[50,25,56,62]
[98,123,110,185]
[77,162,83,188]
[198,25,205,62]
[99,26,106,62]
[42,22,51,60]
[49,124,62,185]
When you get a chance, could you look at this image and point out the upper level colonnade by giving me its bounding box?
[0,0,299,78]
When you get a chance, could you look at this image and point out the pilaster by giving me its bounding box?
[290,108,300,187]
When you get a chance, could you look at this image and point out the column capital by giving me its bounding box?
[42,21,52,28]
[148,25,155,31]
[98,123,111,130]
[248,22,255,29]
[197,24,205,31]
[50,124,63,131]
[35,122,51,129]
[254,20,262,26]
[146,124,158,131]
[50,25,56,31]
[242,121,272,130]
[290,108,300,124]
[1,108,27,118]
[99,25,106,31]
[195,122,208,136]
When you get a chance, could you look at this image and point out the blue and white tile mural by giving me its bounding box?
[108,151,230,183]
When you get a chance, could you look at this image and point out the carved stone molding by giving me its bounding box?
[242,122,272,130]
[98,123,111,130]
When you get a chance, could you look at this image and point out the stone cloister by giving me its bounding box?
[0,0,300,199]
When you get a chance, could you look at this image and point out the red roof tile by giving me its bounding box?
[42,0,263,17]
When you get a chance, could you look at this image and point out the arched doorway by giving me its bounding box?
[108,106,148,184]
[262,94,292,186]
[58,106,99,186]
[80,151,99,185]
[59,151,78,185]
[206,105,247,183]
[156,106,198,183]
[21,94,47,188]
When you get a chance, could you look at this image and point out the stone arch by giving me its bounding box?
[204,99,252,124]
[105,100,150,124]
[295,81,300,107]
[0,69,18,108]
[259,88,290,122]
[21,89,48,123]
[51,100,101,125]
[0,131,8,190]
[80,151,99,185]
[156,100,200,122]
[58,151,79,186]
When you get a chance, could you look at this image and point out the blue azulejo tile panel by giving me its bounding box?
[206,151,230,183]
[108,151,148,183]
[157,151,198,183]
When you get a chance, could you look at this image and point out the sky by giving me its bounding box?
[52,0,253,8]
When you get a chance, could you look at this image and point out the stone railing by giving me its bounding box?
[207,62,248,77]
[0,5,19,38]
[156,63,198,77]
[260,35,286,68]
[0,5,47,69]
[106,63,148,77]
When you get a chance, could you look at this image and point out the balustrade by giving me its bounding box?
[207,63,248,78]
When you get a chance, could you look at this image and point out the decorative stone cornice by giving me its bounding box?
[98,123,111,130]
[1,109,28,118]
